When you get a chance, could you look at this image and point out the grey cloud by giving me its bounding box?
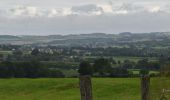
[0,11,170,35]
[0,0,170,35]
[1,2,170,17]
[71,4,103,15]
[116,3,144,11]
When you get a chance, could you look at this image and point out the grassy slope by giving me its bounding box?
[0,78,169,100]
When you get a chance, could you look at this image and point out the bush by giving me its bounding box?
[78,61,93,75]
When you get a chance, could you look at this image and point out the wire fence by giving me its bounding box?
[79,76,170,100]
[147,77,170,100]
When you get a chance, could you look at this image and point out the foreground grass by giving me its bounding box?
[0,78,169,100]
[150,77,170,100]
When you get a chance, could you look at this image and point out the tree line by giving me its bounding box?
[0,61,65,78]
[79,58,162,77]
[0,57,168,78]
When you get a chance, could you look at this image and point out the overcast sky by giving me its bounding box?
[0,0,170,35]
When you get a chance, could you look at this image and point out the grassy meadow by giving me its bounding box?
[0,78,169,100]
[83,56,158,63]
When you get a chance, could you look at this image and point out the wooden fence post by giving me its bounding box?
[141,75,150,100]
[79,75,93,100]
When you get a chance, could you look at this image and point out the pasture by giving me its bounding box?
[0,51,12,55]
[83,56,158,63]
[0,78,169,100]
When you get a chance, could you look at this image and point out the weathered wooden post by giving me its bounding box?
[141,75,150,100]
[79,75,93,100]
[78,61,93,100]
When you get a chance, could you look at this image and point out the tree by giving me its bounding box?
[14,65,26,78]
[31,48,39,56]
[160,63,170,77]
[0,61,15,78]
[13,50,23,56]
[78,61,93,75]
[122,60,134,69]
[147,61,160,70]
[23,61,45,78]
[117,60,121,65]
[140,69,149,76]
[109,68,129,77]
[109,57,117,64]
[93,58,112,76]
[136,58,149,69]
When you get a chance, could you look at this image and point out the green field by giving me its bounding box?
[0,51,12,55]
[128,69,160,75]
[113,56,158,62]
[0,78,169,100]
[84,56,158,62]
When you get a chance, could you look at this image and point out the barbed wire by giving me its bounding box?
[160,89,170,100]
